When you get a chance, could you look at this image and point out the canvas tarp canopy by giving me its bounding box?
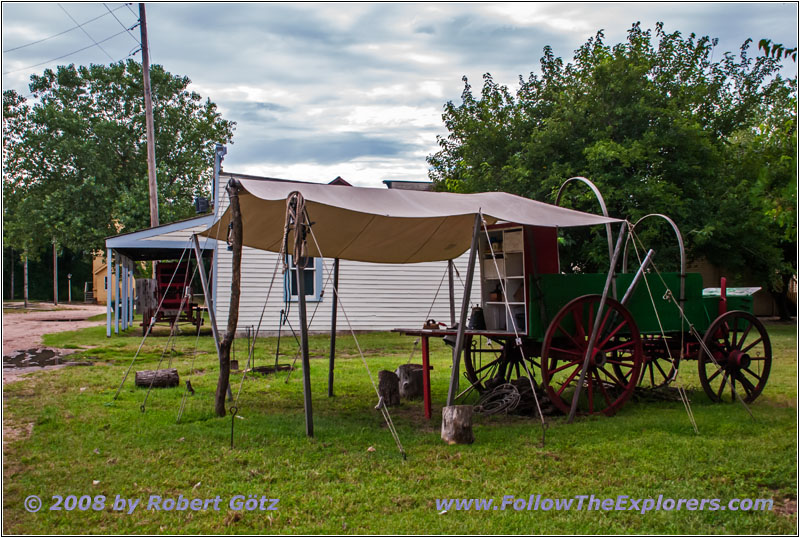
[200,178,622,264]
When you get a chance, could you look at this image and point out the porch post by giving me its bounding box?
[446,213,481,406]
[328,257,339,397]
[121,257,128,331]
[106,249,112,337]
[114,253,120,334]
[129,262,135,325]
[567,222,627,422]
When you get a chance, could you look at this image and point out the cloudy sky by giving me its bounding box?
[2,2,797,187]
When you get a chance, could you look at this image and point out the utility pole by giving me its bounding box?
[23,253,28,309]
[139,3,159,229]
[52,239,58,306]
[9,248,14,301]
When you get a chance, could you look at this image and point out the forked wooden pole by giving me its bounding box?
[214,180,243,417]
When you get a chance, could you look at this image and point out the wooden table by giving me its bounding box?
[393,328,520,419]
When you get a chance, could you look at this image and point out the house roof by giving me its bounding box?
[201,177,623,264]
[105,214,215,260]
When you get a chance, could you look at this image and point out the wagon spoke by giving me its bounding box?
[605,358,635,367]
[716,371,729,400]
[742,366,763,382]
[653,359,669,381]
[571,309,586,341]
[602,340,636,354]
[734,371,755,399]
[648,362,655,386]
[549,346,583,357]
[706,366,723,383]
[596,364,627,388]
[587,369,594,414]
[557,324,584,350]
[474,356,504,375]
[737,322,753,349]
[555,365,582,397]
[741,337,764,354]
[597,320,628,349]
[548,358,581,376]
[594,370,614,407]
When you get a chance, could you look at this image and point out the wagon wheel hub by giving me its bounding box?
[589,349,609,368]
[728,350,751,369]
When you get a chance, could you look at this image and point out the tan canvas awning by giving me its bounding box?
[200,178,622,263]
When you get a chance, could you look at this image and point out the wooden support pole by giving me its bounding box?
[328,257,339,397]
[214,181,243,417]
[297,253,314,437]
[446,213,481,406]
[53,240,58,306]
[106,249,112,337]
[448,259,456,327]
[567,222,627,422]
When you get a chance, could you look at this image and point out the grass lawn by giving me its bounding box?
[2,319,796,534]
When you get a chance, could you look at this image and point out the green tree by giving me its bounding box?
[429,23,796,315]
[3,60,235,257]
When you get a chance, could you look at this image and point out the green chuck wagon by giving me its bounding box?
[452,183,771,417]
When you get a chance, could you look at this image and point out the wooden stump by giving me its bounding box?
[135,368,179,388]
[441,405,474,444]
[377,370,400,407]
[395,363,425,400]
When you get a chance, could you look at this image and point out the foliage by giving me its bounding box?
[428,23,796,294]
[759,39,797,62]
[1,325,796,533]
[2,60,235,257]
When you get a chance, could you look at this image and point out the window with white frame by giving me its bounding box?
[284,256,323,302]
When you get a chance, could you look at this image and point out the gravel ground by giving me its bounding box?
[2,302,107,384]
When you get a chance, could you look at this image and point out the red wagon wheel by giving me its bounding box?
[463,336,540,394]
[541,295,643,416]
[698,311,771,403]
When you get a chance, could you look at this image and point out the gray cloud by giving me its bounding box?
[2,2,797,186]
[234,132,423,166]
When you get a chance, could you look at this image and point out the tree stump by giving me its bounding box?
[395,363,425,399]
[377,370,400,407]
[135,368,179,388]
[441,405,474,444]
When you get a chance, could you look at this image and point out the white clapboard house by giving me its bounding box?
[104,148,474,336]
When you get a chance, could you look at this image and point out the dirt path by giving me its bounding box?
[2,303,107,384]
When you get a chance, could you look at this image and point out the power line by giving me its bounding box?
[125,3,138,18]
[2,27,131,76]
[104,2,140,45]
[2,3,129,54]
[58,3,115,61]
